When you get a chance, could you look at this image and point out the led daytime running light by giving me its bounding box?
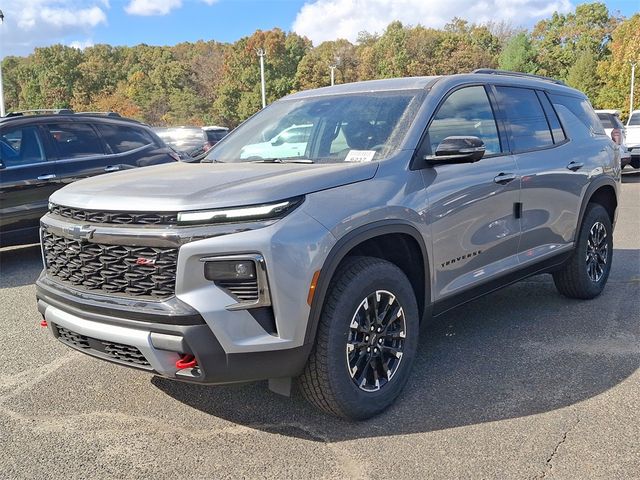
[178,199,298,225]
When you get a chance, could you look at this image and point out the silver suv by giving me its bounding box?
[36,70,620,419]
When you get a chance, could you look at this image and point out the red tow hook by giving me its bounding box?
[40,319,48,328]
[175,354,198,369]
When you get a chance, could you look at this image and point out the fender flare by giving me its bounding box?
[303,220,431,345]
[576,176,618,235]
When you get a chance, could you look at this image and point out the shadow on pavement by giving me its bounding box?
[0,244,42,288]
[155,248,640,441]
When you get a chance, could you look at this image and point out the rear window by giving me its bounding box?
[628,113,640,126]
[206,130,228,142]
[494,86,554,152]
[597,113,623,130]
[95,124,154,153]
[47,123,104,159]
[548,94,605,138]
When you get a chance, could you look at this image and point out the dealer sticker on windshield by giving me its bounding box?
[344,150,376,163]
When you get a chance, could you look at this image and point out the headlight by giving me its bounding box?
[177,196,303,225]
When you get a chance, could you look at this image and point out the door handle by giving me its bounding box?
[493,172,517,184]
[566,161,584,171]
[104,165,121,172]
[37,174,56,180]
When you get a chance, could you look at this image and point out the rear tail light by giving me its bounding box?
[611,128,622,145]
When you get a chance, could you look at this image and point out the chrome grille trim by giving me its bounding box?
[50,203,178,225]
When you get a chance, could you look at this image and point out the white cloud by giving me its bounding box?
[292,0,574,45]
[69,39,94,50]
[124,0,218,16]
[124,0,182,16]
[0,1,108,56]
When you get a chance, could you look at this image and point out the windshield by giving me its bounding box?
[628,113,640,126]
[207,90,425,164]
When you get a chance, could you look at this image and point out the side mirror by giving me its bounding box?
[425,136,485,165]
[271,137,284,146]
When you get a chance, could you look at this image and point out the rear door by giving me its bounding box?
[0,124,57,243]
[423,85,521,301]
[45,121,113,185]
[492,86,606,262]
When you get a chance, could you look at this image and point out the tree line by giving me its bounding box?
[2,2,638,127]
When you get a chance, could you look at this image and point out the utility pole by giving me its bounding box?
[330,55,341,87]
[257,49,266,109]
[0,9,5,117]
[631,62,637,116]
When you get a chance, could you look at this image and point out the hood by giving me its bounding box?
[51,161,378,211]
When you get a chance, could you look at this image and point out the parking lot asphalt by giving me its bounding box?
[1,174,638,480]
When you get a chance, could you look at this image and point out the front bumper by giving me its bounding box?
[37,279,311,384]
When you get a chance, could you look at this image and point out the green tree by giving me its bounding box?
[596,14,640,118]
[214,29,311,126]
[566,50,600,102]
[532,2,619,79]
[498,32,537,73]
[295,39,358,90]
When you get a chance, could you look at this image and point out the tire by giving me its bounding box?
[298,256,420,420]
[553,204,613,299]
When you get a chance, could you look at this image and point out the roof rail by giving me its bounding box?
[75,111,122,117]
[5,108,75,117]
[472,69,566,86]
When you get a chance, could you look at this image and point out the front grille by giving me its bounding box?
[50,203,177,225]
[43,230,178,299]
[215,279,259,302]
[55,325,151,368]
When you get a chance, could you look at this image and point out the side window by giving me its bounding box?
[0,126,46,167]
[494,86,553,152]
[47,123,103,159]
[95,124,153,154]
[536,91,566,144]
[428,86,502,155]
[548,93,606,138]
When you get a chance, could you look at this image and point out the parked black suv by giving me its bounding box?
[0,110,178,247]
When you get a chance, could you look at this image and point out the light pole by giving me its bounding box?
[329,64,336,86]
[0,9,5,117]
[630,62,637,116]
[257,48,266,108]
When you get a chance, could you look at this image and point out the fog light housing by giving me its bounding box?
[200,254,271,310]
[204,260,257,281]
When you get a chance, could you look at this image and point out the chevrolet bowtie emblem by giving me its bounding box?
[65,225,95,241]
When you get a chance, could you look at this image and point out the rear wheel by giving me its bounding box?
[553,204,613,299]
[298,257,419,420]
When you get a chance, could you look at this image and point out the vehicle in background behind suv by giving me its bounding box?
[37,71,619,419]
[0,110,178,247]
[595,110,631,168]
[626,109,640,168]
[187,126,230,162]
[153,126,207,161]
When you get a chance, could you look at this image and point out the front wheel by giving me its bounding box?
[298,257,419,420]
[553,204,613,299]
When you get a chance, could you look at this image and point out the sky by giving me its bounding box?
[0,0,638,57]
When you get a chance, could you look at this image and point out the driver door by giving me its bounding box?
[421,85,521,303]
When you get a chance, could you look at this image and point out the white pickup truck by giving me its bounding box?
[627,110,640,168]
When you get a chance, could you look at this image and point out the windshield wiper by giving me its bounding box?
[250,158,314,164]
